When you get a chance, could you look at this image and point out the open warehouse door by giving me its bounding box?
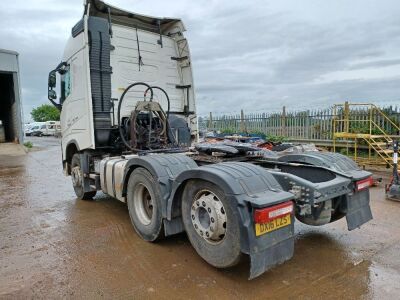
[0,49,23,144]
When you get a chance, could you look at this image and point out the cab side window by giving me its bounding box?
[60,66,71,103]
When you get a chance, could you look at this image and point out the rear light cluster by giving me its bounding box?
[254,201,293,224]
[355,177,373,192]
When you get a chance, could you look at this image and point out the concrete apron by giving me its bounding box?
[0,142,26,156]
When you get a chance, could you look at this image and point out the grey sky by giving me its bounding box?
[1,0,399,120]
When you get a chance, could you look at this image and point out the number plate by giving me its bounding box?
[255,214,291,236]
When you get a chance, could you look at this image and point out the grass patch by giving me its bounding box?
[23,141,33,149]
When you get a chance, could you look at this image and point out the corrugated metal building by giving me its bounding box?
[0,49,23,143]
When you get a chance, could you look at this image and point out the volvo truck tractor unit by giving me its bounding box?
[48,0,373,279]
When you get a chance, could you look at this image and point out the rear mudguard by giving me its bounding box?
[121,153,197,214]
[277,152,371,179]
[169,162,295,279]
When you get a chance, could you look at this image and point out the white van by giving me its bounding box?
[25,122,45,136]
[41,121,61,136]
[26,121,60,136]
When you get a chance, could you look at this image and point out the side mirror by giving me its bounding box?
[48,89,57,100]
[48,62,67,111]
[48,71,56,88]
[48,69,61,110]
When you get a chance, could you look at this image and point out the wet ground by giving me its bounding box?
[1,137,400,299]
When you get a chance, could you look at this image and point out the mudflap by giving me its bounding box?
[248,215,295,280]
[249,237,294,280]
[345,189,373,230]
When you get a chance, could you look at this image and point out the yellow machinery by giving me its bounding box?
[333,102,400,167]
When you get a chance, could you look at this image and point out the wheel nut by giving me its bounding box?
[191,214,195,220]
[207,208,211,213]
[202,201,206,207]
[211,217,214,223]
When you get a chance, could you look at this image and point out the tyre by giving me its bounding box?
[181,180,242,268]
[126,168,163,242]
[329,197,346,222]
[71,154,96,200]
[330,210,345,222]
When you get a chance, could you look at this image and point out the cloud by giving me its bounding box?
[184,1,400,115]
[349,59,400,70]
[0,0,399,121]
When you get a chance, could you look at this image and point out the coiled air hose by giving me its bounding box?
[144,86,171,118]
[144,86,178,146]
[117,82,153,151]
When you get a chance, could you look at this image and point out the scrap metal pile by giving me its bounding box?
[194,135,320,162]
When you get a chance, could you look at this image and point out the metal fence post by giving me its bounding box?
[240,109,246,133]
[282,106,286,136]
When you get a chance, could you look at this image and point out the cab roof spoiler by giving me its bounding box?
[85,0,185,35]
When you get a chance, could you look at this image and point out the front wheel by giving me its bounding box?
[71,154,96,200]
[181,180,242,268]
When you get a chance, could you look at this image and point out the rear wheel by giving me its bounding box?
[126,168,163,241]
[71,154,96,200]
[181,180,242,268]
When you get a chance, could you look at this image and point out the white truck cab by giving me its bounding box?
[48,0,197,174]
